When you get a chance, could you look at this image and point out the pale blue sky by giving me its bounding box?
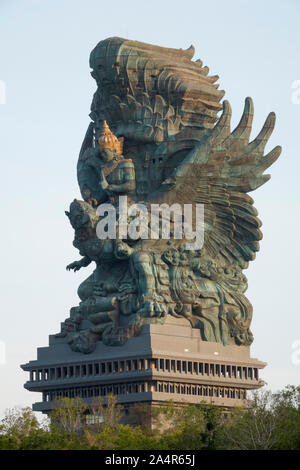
[0,0,299,417]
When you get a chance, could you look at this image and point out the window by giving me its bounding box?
[86,414,104,425]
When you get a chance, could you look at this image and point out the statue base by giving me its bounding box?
[21,315,266,426]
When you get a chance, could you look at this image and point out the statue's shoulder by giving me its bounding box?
[118,157,134,167]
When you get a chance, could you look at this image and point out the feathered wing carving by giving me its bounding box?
[66,37,282,352]
[152,97,281,269]
[89,37,224,144]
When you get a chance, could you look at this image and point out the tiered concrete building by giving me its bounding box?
[21,316,266,422]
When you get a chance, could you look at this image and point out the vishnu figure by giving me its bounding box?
[76,121,136,259]
[79,120,136,207]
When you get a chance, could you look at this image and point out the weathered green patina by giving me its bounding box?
[57,37,281,353]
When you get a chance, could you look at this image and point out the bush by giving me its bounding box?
[1,386,299,450]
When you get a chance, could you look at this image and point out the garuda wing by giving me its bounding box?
[151,97,281,269]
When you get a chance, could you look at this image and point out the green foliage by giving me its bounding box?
[1,386,300,450]
[272,385,300,450]
[49,396,87,434]
[155,402,223,450]
[0,406,40,437]
[219,387,300,450]
[88,394,121,431]
[219,391,278,450]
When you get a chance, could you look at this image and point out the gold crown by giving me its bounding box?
[98,121,123,155]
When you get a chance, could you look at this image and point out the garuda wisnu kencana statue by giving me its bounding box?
[56,37,281,354]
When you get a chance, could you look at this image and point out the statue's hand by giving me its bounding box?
[66,261,82,272]
[99,168,109,191]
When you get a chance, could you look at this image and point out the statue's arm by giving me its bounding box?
[66,256,91,272]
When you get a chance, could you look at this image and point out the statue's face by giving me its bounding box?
[100,148,115,162]
[67,201,91,230]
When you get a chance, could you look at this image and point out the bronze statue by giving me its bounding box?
[57,37,281,353]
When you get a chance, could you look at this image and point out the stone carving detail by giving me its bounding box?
[57,37,281,353]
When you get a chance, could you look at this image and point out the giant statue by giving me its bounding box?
[56,37,281,354]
